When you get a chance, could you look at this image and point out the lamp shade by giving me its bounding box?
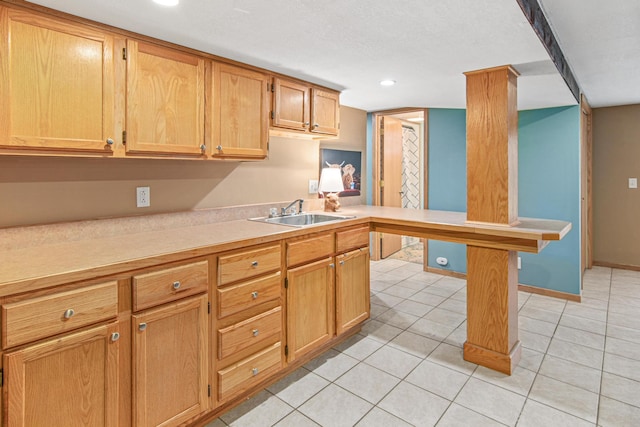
[318,168,344,193]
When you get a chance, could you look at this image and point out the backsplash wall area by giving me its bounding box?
[0,107,366,228]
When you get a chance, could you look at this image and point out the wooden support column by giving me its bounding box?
[464,65,521,375]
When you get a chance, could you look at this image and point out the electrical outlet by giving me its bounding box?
[308,179,319,194]
[136,186,150,208]
[629,178,638,189]
[518,256,522,270]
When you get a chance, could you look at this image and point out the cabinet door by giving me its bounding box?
[0,7,115,153]
[126,40,206,156]
[286,257,335,362]
[132,294,209,427]
[3,323,120,427]
[310,88,339,135]
[272,77,310,131]
[336,248,370,335]
[213,63,269,159]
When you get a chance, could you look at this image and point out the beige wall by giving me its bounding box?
[592,104,640,268]
[0,106,367,228]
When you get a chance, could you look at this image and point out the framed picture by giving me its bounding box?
[319,149,362,197]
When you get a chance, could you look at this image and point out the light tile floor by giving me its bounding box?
[206,260,640,427]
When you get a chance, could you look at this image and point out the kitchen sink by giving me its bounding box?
[249,213,355,227]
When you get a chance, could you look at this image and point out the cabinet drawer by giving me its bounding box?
[218,342,282,401]
[217,272,281,318]
[2,281,118,349]
[218,306,281,359]
[336,226,370,253]
[218,245,281,286]
[286,233,334,266]
[133,260,208,311]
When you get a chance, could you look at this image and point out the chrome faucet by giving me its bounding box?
[281,199,304,216]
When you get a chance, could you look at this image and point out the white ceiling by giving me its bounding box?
[538,0,640,108]
[25,0,634,111]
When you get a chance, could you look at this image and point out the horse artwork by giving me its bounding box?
[319,149,362,197]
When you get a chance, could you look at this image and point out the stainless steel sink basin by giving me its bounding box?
[249,213,355,227]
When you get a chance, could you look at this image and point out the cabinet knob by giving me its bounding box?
[200,144,206,152]
[172,281,181,290]
[216,145,223,151]
[304,122,310,126]
[252,367,259,376]
[339,260,345,266]
[111,332,120,342]
[252,329,259,337]
[313,123,319,128]
[139,323,147,332]
[329,263,335,268]
[106,138,114,146]
[63,308,75,319]
[251,291,259,299]
[251,261,259,267]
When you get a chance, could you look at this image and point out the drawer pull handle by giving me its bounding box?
[251,291,259,299]
[63,309,75,319]
[251,261,259,267]
[252,367,259,376]
[173,281,181,290]
[111,332,120,342]
[252,329,259,337]
[139,323,147,332]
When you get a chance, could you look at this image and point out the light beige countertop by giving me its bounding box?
[0,205,570,297]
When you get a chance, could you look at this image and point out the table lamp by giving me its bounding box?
[318,167,344,212]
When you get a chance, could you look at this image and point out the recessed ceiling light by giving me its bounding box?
[153,0,179,6]
[379,79,396,87]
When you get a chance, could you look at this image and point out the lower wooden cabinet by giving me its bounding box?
[336,247,370,335]
[3,322,120,427]
[0,229,370,426]
[132,294,209,427]
[217,342,282,402]
[286,257,335,362]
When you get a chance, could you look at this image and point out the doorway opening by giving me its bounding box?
[371,108,428,268]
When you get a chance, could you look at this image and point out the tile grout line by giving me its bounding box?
[595,267,614,426]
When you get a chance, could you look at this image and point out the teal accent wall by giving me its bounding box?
[426,106,581,295]
[427,109,468,274]
[518,106,581,294]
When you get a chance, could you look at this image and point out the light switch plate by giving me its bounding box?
[629,178,638,189]
[308,179,319,194]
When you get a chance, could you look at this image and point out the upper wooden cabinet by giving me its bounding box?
[125,40,207,156]
[212,63,269,159]
[271,77,340,137]
[0,7,116,153]
[0,4,340,160]
[311,88,340,135]
[272,78,310,131]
